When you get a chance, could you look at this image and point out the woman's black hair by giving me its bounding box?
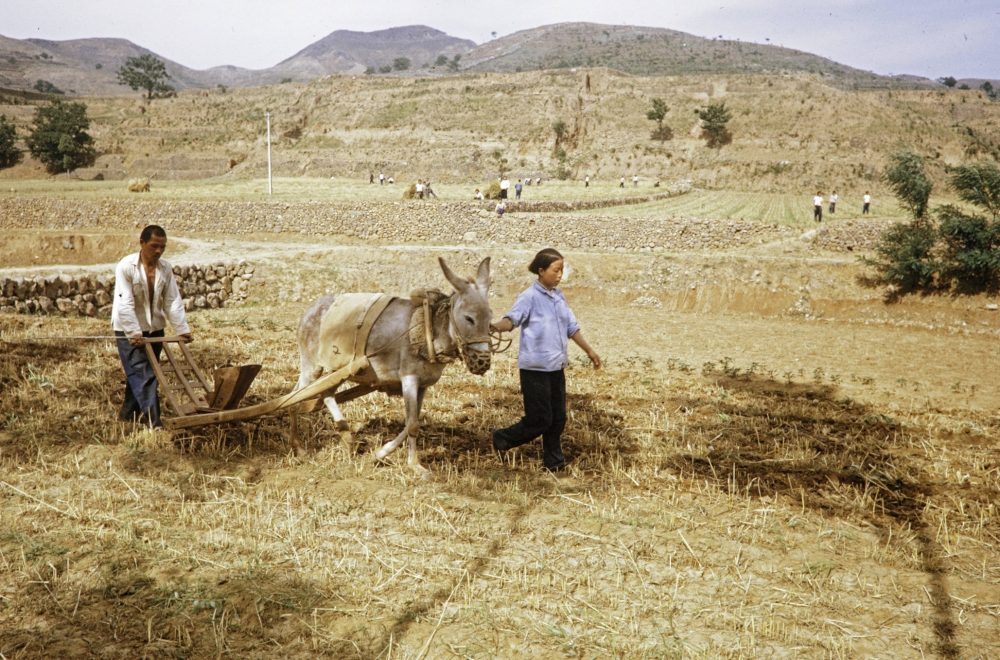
[528,248,563,275]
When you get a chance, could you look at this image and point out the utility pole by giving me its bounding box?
[266,111,272,195]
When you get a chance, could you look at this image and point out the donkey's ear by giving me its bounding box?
[475,257,491,295]
[439,257,469,292]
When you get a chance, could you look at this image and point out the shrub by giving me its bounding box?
[884,149,932,219]
[646,98,672,142]
[865,219,938,293]
[33,79,64,95]
[937,206,1000,291]
[698,102,732,149]
[0,115,21,169]
[948,162,1000,220]
[866,160,1000,296]
[26,100,96,174]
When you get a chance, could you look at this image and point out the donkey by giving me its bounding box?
[296,257,492,474]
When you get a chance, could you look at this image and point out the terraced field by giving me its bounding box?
[584,188,912,225]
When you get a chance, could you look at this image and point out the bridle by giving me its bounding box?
[370,290,511,364]
[424,293,510,365]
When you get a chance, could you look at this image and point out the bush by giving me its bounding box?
[698,102,732,149]
[937,206,1000,291]
[0,115,21,169]
[948,162,1000,220]
[866,160,1000,296]
[646,98,673,142]
[650,125,674,142]
[26,100,96,174]
[883,149,932,219]
[33,79,64,95]
[865,219,938,293]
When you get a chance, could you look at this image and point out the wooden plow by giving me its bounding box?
[144,337,374,431]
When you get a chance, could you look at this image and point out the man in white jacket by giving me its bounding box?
[112,225,192,427]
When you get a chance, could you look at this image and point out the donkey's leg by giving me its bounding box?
[375,375,426,475]
[405,387,428,470]
[323,394,350,431]
[323,392,355,450]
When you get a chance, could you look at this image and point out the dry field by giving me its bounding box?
[1,186,999,658]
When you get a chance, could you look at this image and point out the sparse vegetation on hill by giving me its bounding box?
[460,22,913,88]
[1,69,998,196]
[32,79,63,95]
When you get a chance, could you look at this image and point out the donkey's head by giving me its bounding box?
[440,256,492,375]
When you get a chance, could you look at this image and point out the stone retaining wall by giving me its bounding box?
[0,195,892,254]
[0,262,254,317]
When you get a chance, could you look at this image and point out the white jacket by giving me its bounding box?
[111,253,190,337]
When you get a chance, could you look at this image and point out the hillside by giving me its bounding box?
[274,25,474,77]
[1,69,998,194]
[461,23,897,88]
[0,26,475,96]
[3,21,979,99]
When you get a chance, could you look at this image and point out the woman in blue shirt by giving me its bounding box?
[490,248,602,472]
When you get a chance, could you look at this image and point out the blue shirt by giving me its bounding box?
[504,281,580,371]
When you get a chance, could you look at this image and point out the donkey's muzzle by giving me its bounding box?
[465,349,491,375]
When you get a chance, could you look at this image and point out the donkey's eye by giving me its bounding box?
[464,315,475,325]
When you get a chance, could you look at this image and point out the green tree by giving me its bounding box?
[392,57,411,71]
[448,54,461,72]
[646,97,672,142]
[938,76,957,88]
[33,79,64,95]
[0,115,22,169]
[117,54,175,100]
[883,149,933,219]
[26,100,96,174]
[949,162,1000,220]
[698,102,732,148]
[435,54,449,67]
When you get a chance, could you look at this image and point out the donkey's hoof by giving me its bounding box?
[338,431,356,453]
[334,419,350,432]
[410,464,431,480]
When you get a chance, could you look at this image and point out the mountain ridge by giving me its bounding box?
[0,22,992,97]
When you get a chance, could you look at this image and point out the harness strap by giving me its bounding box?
[423,295,436,363]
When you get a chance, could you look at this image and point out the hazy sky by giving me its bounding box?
[4,0,998,79]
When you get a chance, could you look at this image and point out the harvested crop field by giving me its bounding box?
[1,189,999,658]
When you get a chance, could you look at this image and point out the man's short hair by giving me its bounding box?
[140,224,167,243]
